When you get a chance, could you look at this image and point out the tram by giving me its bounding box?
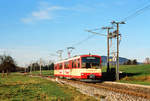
[54,54,102,82]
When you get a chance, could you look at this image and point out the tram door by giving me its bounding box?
[64,61,70,79]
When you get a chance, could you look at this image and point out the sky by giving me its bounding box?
[0,0,150,66]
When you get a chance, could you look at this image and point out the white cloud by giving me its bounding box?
[32,10,51,20]
[21,2,65,24]
[21,18,33,23]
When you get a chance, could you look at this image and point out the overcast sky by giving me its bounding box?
[0,0,150,66]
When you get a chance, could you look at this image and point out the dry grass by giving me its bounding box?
[0,73,97,101]
[122,76,150,82]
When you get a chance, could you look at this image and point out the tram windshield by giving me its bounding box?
[82,57,100,69]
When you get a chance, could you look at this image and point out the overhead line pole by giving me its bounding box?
[111,21,125,81]
[67,47,75,58]
[116,23,119,81]
[102,27,113,73]
[40,58,42,75]
[30,63,32,74]
[57,50,63,60]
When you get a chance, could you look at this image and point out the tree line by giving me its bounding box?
[0,54,54,77]
[27,62,54,72]
[123,59,138,65]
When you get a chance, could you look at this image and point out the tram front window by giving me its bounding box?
[82,57,100,69]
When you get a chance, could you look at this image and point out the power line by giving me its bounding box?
[85,30,107,37]
[123,2,150,21]
[72,34,96,46]
[70,27,106,47]
[55,28,103,59]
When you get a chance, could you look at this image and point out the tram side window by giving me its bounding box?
[77,59,80,68]
[72,60,76,68]
[57,64,59,70]
[59,63,62,69]
[54,65,57,70]
[64,62,69,69]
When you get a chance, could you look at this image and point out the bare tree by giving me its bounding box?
[0,55,17,77]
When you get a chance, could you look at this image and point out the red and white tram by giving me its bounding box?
[54,54,102,82]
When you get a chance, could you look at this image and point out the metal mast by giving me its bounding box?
[56,50,63,60]
[67,47,75,58]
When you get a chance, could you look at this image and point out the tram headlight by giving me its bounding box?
[81,73,85,76]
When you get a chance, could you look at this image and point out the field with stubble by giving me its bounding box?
[0,73,96,101]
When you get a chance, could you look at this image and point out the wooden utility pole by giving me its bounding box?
[30,64,32,74]
[102,27,113,73]
[116,23,120,81]
[111,21,125,81]
[24,67,26,73]
[40,58,42,75]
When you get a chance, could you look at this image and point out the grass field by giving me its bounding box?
[119,64,150,76]
[118,64,150,85]
[102,64,150,85]
[0,73,96,101]
[31,70,54,77]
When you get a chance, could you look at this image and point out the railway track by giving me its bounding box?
[53,78,150,100]
[95,82,150,98]
[30,74,150,100]
[94,83,150,99]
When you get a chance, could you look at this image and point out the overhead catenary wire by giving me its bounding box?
[60,28,106,57]
[71,34,96,47]
[122,2,150,22]
[85,30,107,37]
[72,28,107,46]
[55,29,101,59]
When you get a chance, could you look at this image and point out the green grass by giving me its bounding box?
[102,64,150,85]
[0,73,97,101]
[118,64,150,85]
[119,64,150,76]
[103,64,150,76]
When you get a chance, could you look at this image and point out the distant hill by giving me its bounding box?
[101,56,129,65]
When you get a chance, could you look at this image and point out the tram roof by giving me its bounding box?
[55,54,101,64]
